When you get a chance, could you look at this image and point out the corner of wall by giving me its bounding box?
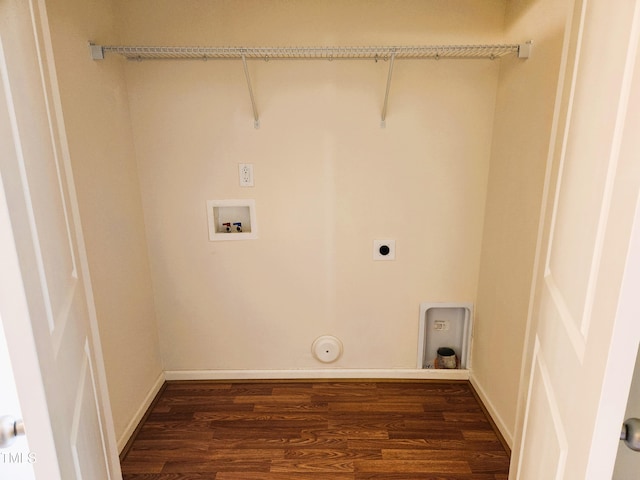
[469,371,514,448]
[117,371,165,452]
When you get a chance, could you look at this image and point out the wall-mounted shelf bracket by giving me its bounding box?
[518,41,533,59]
[89,42,104,60]
[241,54,260,129]
[380,52,396,128]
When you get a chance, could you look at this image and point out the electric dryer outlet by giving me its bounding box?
[373,239,396,260]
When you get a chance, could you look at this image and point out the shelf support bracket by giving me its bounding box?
[241,54,260,129]
[518,41,533,59]
[380,52,396,128]
[89,42,104,60]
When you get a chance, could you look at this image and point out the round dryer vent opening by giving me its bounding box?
[312,335,343,363]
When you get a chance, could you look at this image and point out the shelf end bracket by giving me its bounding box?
[89,42,105,60]
[518,41,533,59]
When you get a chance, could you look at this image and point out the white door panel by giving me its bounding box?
[0,0,121,478]
[0,312,35,480]
[513,0,640,478]
[518,340,568,479]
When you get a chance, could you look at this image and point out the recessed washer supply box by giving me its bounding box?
[417,302,473,369]
[207,199,258,241]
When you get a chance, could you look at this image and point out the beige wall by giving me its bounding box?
[45,0,163,443]
[472,0,569,445]
[114,0,506,371]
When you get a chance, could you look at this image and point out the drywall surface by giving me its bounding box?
[45,0,163,441]
[116,0,505,371]
[472,0,569,445]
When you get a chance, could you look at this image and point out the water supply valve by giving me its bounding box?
[233,222,243,232]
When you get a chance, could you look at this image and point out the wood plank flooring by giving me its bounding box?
[120,380,510,479]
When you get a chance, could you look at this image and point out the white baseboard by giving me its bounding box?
[469,374,514,448]
[117,371,165,453]
[163,368,470,381]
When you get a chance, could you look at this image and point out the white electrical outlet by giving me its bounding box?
[433,320,450,331]
[239,163,254,187]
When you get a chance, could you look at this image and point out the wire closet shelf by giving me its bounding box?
[93,43,526,61]
[90,42,531,128]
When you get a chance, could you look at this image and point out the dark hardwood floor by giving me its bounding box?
[120,380,510,479]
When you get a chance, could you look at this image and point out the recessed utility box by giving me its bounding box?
[207,199,257,241]
[417,302,473,369]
